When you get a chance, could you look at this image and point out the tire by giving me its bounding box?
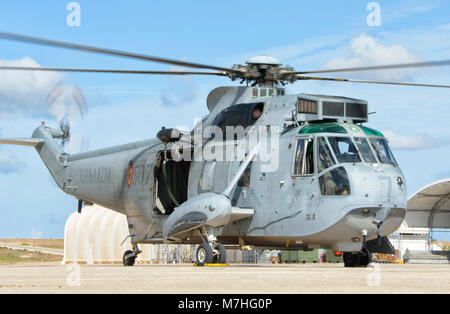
[343,252,356,267]
[196,243,214,266]
[360,248,372,267]
[343,252,361,267]
[123,250,136,267]
[343,249,372,267]
[214,243,227,264]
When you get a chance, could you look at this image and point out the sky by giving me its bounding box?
[0,0,449,240]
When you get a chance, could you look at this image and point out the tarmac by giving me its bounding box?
[0,263,448,294]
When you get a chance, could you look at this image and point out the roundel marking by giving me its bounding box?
[127,162,134,189]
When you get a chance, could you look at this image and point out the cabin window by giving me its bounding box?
[327,136,361,163]
[238,162,252,187]
[210,102,264,140]
[319,166,351,196]
[198,161,216,193]
[293,137,314,175]
[318,137,336,173]
[370,138,397,166]
[354,137,377,163]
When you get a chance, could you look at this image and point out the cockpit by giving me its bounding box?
[292,123,397,196]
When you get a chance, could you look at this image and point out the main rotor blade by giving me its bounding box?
[296,75,450,88]
[0,65,227,76]
[292,60,450,75]
[0,31,239,73]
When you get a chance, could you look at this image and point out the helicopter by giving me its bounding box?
[0,32,449,267]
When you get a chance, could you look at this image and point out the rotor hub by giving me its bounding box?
[246,55,281,66]
[229,55,296,87]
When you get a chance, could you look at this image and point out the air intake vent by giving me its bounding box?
[346,102,368,119]
[298,93,369,123]
[323,102,344,117]
[298,98,318,114]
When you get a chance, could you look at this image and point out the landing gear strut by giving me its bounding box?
[123,243,142,267]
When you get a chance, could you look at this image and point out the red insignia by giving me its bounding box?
[126,162,134,188]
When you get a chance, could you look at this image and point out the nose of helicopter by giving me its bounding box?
[341,206,406,240]
[341,165,407,241]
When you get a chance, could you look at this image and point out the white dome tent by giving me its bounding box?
[62,204,194,265]
[388,179,450,263]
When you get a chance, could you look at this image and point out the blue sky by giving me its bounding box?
[0,0,449,240]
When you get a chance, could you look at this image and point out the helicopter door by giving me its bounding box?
[153,151,191,215]
[290,136,319,213]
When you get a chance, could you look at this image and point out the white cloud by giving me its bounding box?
[0,57,86,122]
[382,0,440,22]
[0,151,25,173]
[324,34,421,80]
[223,34,349,69]
[0,57,65,117]
[378,23,450,60]
[0,128,25,173]
[382,130,448,150]
[0,58,88,155]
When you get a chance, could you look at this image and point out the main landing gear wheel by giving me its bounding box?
[196,243,214,266]
[123,250,136,267]
[213,243,227,264]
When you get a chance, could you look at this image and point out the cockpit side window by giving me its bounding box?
[293,138,314,175]
[327,137,361,163]
[318,137,336,173]
[370,138,397,166]
[354,137,377,163]
[319,166,351,196]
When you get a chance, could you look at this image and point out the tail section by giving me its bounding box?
[0,123,68,189]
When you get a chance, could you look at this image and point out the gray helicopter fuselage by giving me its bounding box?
[12,86,406,253]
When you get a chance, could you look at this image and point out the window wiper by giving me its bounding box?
[351,147,361,164]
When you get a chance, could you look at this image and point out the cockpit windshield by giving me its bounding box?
[318,137,336,172]
[370,138,397,166]
[354,137,377,163]
[327,137,361,163]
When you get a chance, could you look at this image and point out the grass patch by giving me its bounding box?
[0,248,62,265]
[0,239,64,250]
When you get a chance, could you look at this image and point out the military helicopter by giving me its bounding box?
[1,32,449,267]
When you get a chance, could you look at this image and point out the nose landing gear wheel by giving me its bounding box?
[343,248,372,267]
[196,243,214,266]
